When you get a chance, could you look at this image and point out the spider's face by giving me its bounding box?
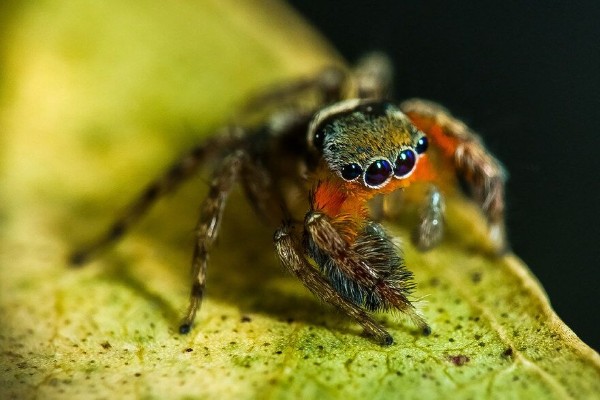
[308,99,428,190]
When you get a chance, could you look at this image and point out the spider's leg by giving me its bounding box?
[240,65,348,114]
[413,185,446,251]
[69,133,240,266]
[401,99,508,252]
[239,161,287,226]
[305,211,430,335]
[273,223,393,346]
[179,150,246,334]
[354,52,394,99]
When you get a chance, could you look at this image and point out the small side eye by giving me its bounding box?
[415,136,428,154]
[341,163,362,181]
[313,129,326,151]
[364,159,393,187]
[394,149,416,177]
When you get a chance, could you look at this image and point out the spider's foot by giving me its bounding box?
[68,250,90,267]
[179,323,192,335]
[367,330,394,346]
[422,324,432,336]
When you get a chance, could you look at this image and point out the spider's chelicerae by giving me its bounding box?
[71,54,506,346]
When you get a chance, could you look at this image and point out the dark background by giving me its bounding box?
[289,1,599,351]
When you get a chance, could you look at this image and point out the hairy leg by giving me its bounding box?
[274,223,394,345]
[401,99,507,252]
[238,160,289,226]
[305,211,430,334]
[353,52,394,99]
[240,66,348,116]
[179,150,247,334]
[70,132,241,266]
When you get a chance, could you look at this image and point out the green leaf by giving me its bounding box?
[1,1,598,399]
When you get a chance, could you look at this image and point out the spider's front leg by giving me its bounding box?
[304,210,430,336]
[274,223,394,346]
[274,184,431,344]
[401,99,508,252]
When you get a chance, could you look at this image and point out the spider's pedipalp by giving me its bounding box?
[413,185,446,251]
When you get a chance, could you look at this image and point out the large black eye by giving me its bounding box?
[341,163,362,181]
[394,149,416,177]
[364,159,392,187]
[415,136,428,154]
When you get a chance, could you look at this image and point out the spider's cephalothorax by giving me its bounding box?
[70,54,507,345]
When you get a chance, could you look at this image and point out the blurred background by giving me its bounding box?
[288,1,599,351]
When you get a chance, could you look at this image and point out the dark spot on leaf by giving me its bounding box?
[448,355,470,366]
[471,272,482,283]
[448,338,455,342]
[100,341,111,350]
[241,315,252,323]
[185,348,193,353]
[134,373,141,377]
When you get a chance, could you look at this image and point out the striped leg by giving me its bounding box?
[179,150,246,334]
[274,223,394,346]
[69,133,239,266]
[401,99,507,252]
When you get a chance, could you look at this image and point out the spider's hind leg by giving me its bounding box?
[354,52,394,99]
[69,132,240,266]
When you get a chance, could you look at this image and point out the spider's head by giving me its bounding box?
[308,99,428,194]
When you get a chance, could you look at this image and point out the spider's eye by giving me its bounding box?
[364,159,393,187]
[313,129,326,151]
[394,149,416,177]
[415,136,428,154]
[341,163,362,181]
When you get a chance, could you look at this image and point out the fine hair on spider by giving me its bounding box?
[70,53,507,346]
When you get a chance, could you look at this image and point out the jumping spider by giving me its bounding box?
[70,54,506,346]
